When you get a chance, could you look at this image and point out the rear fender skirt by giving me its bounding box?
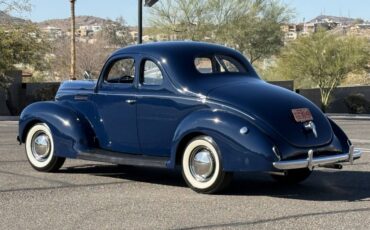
[169,109,277,172]
[19,101,95,158]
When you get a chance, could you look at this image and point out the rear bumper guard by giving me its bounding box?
[273,146,362,170]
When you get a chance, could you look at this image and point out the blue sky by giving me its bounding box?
[282,0,370,22]
[12,0,370,25]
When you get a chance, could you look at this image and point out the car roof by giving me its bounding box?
[111,41,238,57]
[110,41,259,93]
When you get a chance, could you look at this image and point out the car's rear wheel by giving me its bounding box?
[182,136,232,194]
[271,168,312,184]
[25,123,65,172]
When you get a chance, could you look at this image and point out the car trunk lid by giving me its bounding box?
[207,79,333,148]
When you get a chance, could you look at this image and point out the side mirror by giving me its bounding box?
[83,71,92,80]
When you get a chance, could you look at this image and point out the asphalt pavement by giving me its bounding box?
[0,119,369,229]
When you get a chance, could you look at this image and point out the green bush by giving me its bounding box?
[33,85,59,101]
[344,93,370,114]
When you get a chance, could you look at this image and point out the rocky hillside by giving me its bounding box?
[0,11,28,24]
[38,16,112,30]
[0,12,113,29]
[308,15,359,25]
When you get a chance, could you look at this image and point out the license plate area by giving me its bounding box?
[291,108,313,123]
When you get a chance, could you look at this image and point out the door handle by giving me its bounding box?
[74,95,89,101]
[125,99,136,104]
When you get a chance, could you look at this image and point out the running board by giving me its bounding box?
[77,149,169,168]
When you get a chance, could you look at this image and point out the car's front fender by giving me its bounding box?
[19,101,95,158]
[169,109,277,172]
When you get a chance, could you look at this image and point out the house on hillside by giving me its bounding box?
[42,26,64,40]
[281,24,303,42]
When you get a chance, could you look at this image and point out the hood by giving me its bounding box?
[207,79,332,148]
[58,80,97,91]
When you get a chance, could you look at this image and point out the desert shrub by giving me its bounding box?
[33,85,59,101]
[344,93,370,114]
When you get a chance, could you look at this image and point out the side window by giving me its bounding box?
[194,55,247,74]
[106,58,135,83]
[194,57,213,73]
[142,60,163,86]
[222,59,240,73]
[218,56,244,73]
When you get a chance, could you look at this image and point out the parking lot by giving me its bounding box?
[0,119,369,229]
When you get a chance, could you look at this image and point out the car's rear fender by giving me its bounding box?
[327,117,350,152]
[19,101,95,158]
[169,109,277,172]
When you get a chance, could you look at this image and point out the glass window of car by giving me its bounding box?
[194,55,246,74]
[219,57,240,73]
[106,58,135,83]
[194,57,213,74]
[142,60,163,86]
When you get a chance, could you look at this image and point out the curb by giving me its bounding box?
[328,114,370,121]
[0,116,19,121]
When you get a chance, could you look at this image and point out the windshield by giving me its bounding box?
[194,55,247,74]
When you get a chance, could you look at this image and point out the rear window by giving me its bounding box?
[194,55,246,74]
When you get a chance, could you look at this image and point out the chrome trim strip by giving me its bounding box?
[349,145,354,164]
[307,149,313,170]
[62,91,257,121]
[273,147,362,170]
[78,149,169,168]
[74,95,89,101]
[207,101,256,121]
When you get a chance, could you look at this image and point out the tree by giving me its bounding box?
[0,0,46,91]
[70,0,76,80]
[148,0,291,64]
[48,37,111,81]
[268,30,369,111]
[216,0,291,64]
[48,17,132,81]
[99,17,133,47]
[76,40,110,77]
[0,23,50,114]
[0,0,30,13]
[149,0,209,40]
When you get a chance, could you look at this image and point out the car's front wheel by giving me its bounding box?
[271,168,312,184]
[25,123,65,172]
[182,136,232,194]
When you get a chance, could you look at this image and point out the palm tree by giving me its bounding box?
[70,0,76,80]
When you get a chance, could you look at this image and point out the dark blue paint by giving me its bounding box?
[92,84,140,153]
[19,101,94,158]
[19,41,349,172]
[207,78,333,149]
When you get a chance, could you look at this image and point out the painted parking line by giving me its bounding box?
[0,121,18,126]
[358,148,370,153]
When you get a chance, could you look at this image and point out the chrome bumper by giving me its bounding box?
[273,146,362,170]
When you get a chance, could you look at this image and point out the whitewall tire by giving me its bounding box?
[25,123,65,172]
[182,136,232,193]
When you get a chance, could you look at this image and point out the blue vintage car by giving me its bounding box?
[18,42,361,193]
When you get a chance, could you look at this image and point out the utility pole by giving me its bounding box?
[138,0,159,44]
[70,0,76,80]
[138,0,143,44]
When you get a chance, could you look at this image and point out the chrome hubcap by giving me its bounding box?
[31,132,51,161]
[190,148,214,182]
